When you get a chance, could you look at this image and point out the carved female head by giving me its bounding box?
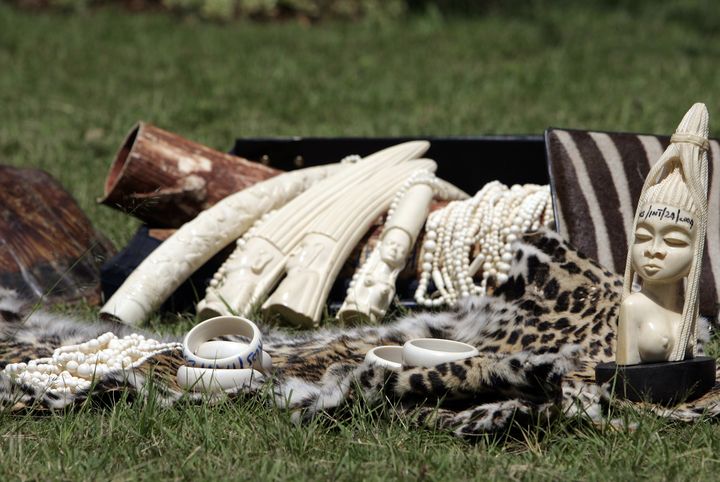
[631,169,697,284]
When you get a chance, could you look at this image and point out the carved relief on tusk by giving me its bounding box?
[100,163,342,326]
[262,160,438,327]
[196,141,431,320]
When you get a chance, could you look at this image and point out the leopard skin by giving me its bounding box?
[2,230,718,437]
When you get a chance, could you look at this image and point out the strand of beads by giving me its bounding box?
[386,170,442,221]
[3,333,179,395]
[415,182,553,308]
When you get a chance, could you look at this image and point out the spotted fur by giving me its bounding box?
[1,230,717,437]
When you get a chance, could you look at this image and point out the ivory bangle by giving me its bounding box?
[197,340,272,373]
[364,346,403,371]
[182,316,262,370]
[176,366,262,393]
[402,338,479,367]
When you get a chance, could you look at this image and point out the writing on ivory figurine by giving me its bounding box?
[597,103,715,404]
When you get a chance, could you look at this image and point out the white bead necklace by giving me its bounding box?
[415,182,553,308]
[4,333,179,395]
[386,169,443,221]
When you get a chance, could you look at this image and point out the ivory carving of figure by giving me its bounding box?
[265,234,336,320]
[201,237,285,317]
[616,103,710,365]
[340,230,410,323]
[338,174,436,324]
[263,161,439,327]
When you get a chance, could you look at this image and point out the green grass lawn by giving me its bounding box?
[2,1,720,479]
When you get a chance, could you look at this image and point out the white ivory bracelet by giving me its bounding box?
[402,338,479,367]
[364,346,403,371]
[176,366,263,393]
[182,316,263,370]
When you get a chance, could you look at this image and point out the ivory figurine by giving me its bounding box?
[100,163,342,326]
[616,103,709,365]
[263,161,438,327]
[338,172,436,324]
[196,141,431,319]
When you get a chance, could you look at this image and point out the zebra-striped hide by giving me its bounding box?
[546,128,720,317]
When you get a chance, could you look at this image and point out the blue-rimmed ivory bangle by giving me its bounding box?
[176,366,262,393]
[182,316,262,370]
[196,340,272,373]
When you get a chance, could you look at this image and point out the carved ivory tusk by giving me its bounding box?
[196,141,431,319]
[337,172,436,324]
[263,160,438,327]
[100,164,343,326]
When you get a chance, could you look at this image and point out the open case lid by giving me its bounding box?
[230,136,548,194]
